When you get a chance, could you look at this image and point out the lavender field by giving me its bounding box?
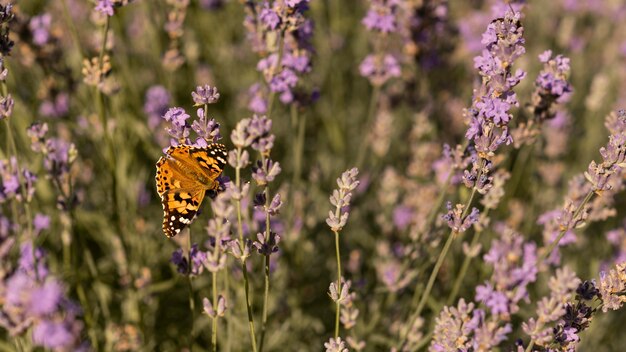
[3,0,626,351]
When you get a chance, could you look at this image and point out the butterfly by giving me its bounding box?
[155,143,228,237]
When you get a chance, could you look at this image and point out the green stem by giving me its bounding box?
[234,149,258,352]
[225,267,232,352]
[242,264,258,352]
[259,253,270,352]
[356,85,381,169]
[211,271,218,352]
[447,209,490,305]
[401,160,484,349]
[187,230,195,351]
[334,230,342,338]
[525,340,535,352]
[292,105,305,189]
[259,182,273,352]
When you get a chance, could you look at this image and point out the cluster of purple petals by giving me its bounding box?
[530,50,573,121]
[0,157,37,203]
[171,244,208,276]
[547,281,600,350]
[0,241,85,350]
[144,85,171,130]
[430,299,511,351]
[160,85,222,148]
[27,122,76,180]
[39,92,69,119]
[398,0,454,70]
[326,168,360,232]
[29,13,52,46]
[441,201,479,234]
[476,226,538,318]
[537,111,626,265]
[245,0,315,112]
[359,0,402,86]
[466,10,525,159]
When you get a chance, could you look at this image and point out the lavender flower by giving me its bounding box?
[203,295,227,318]
[144,85,171,129]
[0,157,37,204]
[430,299,511,351]
[252,231,280,256]
[0,242,84,349]
[205,190,233,272]
[162,107,191,145]
[465,10,525,165]
[29,14,52,46]
[397,0,454,70]
[244,0,316,110]
[326,168,360,232]
[362,1,396,32]
[252,159,281,186]
[171,244,207,277]
[0,4,13,56]
[442,202,479,234]
[324,337,349,352]
[191,108,221,145]
[191,85,220,106]
[359,54,401,86]
[95,0,115,16]
[522,267,581,347]
[0,94,13,120]
[478,226,538,317]
[598,262,626,312]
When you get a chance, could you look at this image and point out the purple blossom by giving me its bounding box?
[39,92,69,119]
[162,107,191,144]
[326,168,360,232]
[442,202,479,234]
[393,205,413,231]
[259,2,281,30]
[171,244,207,276]
[362,1,397,34]
[245,0,316,110]
[191,108,221,144]
[29,14,52,46]
[191,85,220,106]
[95,0,114,16]
[33,213,50,233]
[144,85,171,129]
[0,94,13,120]
[246,114,275,154]
[252,159,281,186]
[359,54,401,86]
[1,241,84,348]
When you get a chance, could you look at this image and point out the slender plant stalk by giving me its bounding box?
[2,82,36,278]
[525,340,535,352]
[211,271,218,352]
[187,229,195,352]
[356,85,381,169]
[292,105,306,189]
[447,208,491,305]
[225,267,232,352]
[400,160,484,349]
[334,229,342,339]
[259,181,273,352]
[259,252,271,351]
[234,152,258,352]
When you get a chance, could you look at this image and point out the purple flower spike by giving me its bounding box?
[191,85,220,106]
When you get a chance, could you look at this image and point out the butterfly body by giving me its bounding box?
[156,143,227,237]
